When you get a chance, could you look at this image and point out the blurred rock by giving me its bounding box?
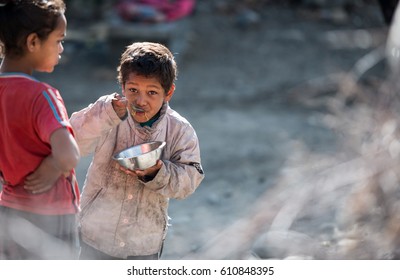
[235,8,261,29]
[251,230,321,259]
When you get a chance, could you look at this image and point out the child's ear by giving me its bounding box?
[26,33,39,52]
[165,84,175,101]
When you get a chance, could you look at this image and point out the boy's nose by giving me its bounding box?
[135,94,146,105]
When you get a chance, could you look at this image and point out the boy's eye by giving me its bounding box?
[128,88,138,93]
[148,91,157,96]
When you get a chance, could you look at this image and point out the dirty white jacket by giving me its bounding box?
[70,94,204,258]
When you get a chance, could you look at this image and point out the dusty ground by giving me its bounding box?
[36,1,389,259]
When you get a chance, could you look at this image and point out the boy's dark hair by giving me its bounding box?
[117,42,178,94]
[0,0,66,58]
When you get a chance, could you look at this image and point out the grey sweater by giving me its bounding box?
[70,94,204,258]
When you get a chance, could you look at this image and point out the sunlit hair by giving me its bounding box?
[0,0,66,57]
[117,42,178,94]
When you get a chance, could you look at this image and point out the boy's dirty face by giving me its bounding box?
[122,73,174,123]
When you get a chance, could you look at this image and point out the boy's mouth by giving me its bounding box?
[131,104,145,113]
[130,105,150,121]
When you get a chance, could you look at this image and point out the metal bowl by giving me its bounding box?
[112,141,166,170]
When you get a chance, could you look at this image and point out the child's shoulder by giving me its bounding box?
[1,73,57,92]
[1,74,62,106]
[167,107,191,126]
[165,107,198,137]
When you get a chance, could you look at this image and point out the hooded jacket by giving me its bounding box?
[70,94,204,258]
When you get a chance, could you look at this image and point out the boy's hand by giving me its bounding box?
[24,128,79,194]
[119,160,163,182]
[24,156,65,194]
[112,93,128,119]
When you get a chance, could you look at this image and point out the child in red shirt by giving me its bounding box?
[0,0,80,259]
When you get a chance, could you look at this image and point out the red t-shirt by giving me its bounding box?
[0,73,80,215]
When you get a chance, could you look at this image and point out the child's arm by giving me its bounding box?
[24,127,80,194]
[70,93,126,156]
[141,126,204,199]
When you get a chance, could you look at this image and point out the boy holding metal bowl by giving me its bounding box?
[70,42,204,259]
